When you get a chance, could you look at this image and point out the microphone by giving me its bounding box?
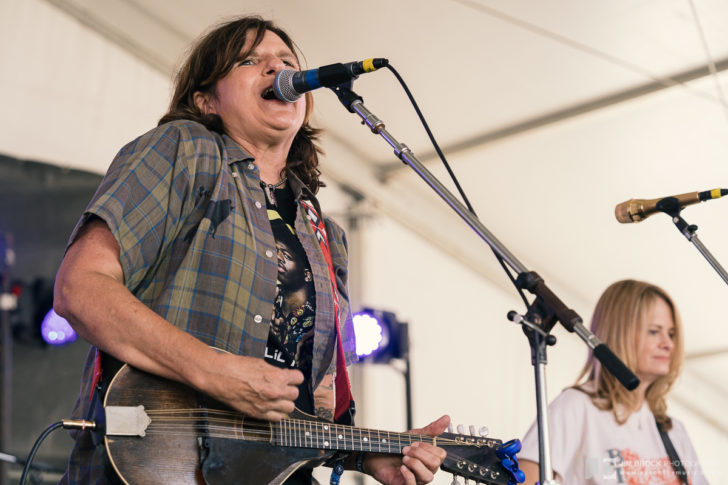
[273,58,389,102]
[615,188,728,223]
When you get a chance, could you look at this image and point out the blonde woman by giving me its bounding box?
[519,279,708,484]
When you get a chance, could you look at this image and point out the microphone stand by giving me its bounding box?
[657,198,728,286]
[328,83,640,484]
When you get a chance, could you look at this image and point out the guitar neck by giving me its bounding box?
[274,418,430,454]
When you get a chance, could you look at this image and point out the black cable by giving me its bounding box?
[384,64,530,308]
[19,421,64,485]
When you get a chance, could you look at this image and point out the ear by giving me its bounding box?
[194,91,216,115]
[303,92,313,124]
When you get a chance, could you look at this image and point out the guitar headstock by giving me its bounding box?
[439,431,525,485]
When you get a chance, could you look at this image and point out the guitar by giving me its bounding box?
[102,363,524,485]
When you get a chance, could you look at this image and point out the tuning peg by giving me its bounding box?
[447,423,454,433]
[469,425,476,436]
[497,438,522,459]
[478,426,489,437]
[456,424,465,434]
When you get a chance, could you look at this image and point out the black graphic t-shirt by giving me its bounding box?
[263,183,316,416]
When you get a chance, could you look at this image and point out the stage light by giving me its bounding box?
[352,307,414,429]
[40,309,76,345]
[352,308,407,363]
[10,277,77,346]
[353,312,386,358]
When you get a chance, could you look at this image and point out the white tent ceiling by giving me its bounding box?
[2,0,728,482]
[35,0,728,300]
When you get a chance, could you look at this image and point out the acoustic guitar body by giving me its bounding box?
[104,365,333,485]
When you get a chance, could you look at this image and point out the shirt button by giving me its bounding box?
[247,163,255,170]
[253,314,263,323]
[255,201,262,209]
[265,249,273,258]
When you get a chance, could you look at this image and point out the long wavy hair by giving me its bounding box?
[574,279,684,430]
[158,16,324,193]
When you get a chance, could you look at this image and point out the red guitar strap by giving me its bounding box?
[301,200,354,421]
[89,348,102,401]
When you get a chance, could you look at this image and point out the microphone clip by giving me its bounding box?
[655,197,699,236]
[328,81,361,113]
[654,196,682,218]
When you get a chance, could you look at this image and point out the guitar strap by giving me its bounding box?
[301,199,354,422]
[656,417,689,485]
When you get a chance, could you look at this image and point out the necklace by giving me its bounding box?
[262,175,287,206]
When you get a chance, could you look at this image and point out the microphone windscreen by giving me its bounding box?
[593,344,640,390]
[614,200,634,224]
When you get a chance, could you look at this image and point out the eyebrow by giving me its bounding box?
[244,48,298,61]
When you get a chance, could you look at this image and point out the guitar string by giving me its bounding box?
[144,408,495,446]
[146,406,483,446]
[115,409,503,473]
[122,426,494,466]
[143,409,491,445]
[143,411,464,445]
[111,404,507,478]
[114,424,503,479]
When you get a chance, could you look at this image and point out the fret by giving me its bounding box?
[294,418,299,447]
[275,420,443,457]
[274,421,280,446]
[322,422,331,449]
[335,424,344,450]
[303,419,312,449]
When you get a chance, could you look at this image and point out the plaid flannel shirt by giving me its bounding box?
[59,120,356,484]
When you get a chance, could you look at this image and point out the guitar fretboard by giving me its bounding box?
[273,419,431,453]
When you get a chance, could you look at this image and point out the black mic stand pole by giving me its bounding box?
[508,310,559,485]
[657,198,728,285]
[329,83,640,484]
[0,233,16,485]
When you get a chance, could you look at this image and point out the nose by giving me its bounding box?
[661,331,674,351]
[264,56,287,76]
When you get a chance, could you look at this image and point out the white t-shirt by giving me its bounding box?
[520,388,708,485]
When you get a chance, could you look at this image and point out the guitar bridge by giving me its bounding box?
[105,405,152,437]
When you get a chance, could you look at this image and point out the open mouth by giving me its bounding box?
[261,86,277,100]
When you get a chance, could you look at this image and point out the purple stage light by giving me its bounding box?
[353,312,386,358]
[40,309,77,345]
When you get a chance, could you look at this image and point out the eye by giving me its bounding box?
[283,59,297,68]
[238,58,255,66]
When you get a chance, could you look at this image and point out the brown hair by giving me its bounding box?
[574,279,684,429]
[158,16,324,192]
